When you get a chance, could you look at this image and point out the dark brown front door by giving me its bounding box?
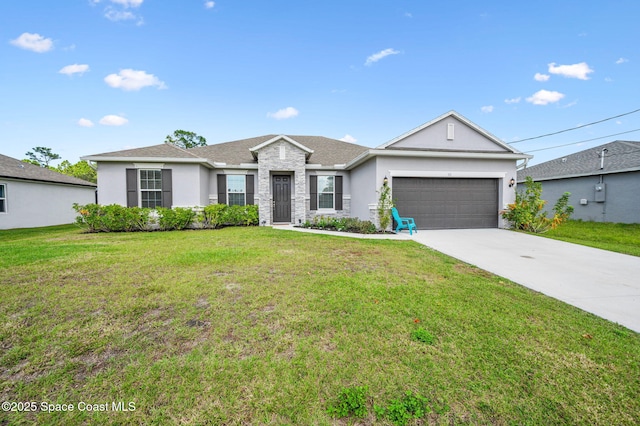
[272,175,291,223]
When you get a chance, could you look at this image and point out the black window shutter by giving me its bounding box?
[310,175,317,210]
[246,175,254,205]
[217,174,227,204]
[161,169,172,208]
[126,168,138,207]
[335,176,343,210]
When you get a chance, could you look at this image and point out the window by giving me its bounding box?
[0,184,6,213]
[140,169,163,208]
[227,175,246,206]
[317,176,334,209]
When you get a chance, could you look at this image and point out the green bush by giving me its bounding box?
[73,203,259,233]
[157,207,196,231]
[301,216,377,234]
[501,177,574,233]
[202,204,227,229]
[73,203,151,232]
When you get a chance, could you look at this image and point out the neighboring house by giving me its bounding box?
[518,140,640,223]
[0,154,97,230]
[82,111,530,229]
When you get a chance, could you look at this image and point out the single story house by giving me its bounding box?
[82,111,531,229]
[0,154,97,230]
[517,140,640,223]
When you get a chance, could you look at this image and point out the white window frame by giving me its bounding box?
[0,183,6,213]
[139,169,162,208]
[227,175,246,206]
[317,175,335,210]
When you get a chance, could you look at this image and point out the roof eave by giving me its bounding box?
[80,156,216,168]
[346,149,532,169]
[0,175,96,188]
[519,166,640,182]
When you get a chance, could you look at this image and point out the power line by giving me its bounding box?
[523,128,640,153]
[508,107,640,144]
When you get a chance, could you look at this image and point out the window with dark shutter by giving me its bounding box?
[310,175,317,210]
[217,174,227,204]
[335,176,343,210]
[161,169,172,208]
[126,169,138,207]
[246,175,255,205]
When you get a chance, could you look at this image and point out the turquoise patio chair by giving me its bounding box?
[391,207,417,235]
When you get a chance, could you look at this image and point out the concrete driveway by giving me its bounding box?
[410,229,640,333]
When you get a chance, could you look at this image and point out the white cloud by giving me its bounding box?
[605,77,613,83]
[104,8,136,21]
[481,105,494,113]
[616,120,622,125]
[526,90,565,105]
[77,118,94,127]
[10,32,54,53]
[204,1,215,9]
[504,97,521,104]
[548,62,593,80]
[110,0,143,7]
[104,69,166,91]
[340,134,357,143]
[534,73,550,82]
[404,12,412,18]
[59,64,90,76]
[99,115,128,126]
[365,48,400,66]
[616,57,629,65]
[267,107,299,120]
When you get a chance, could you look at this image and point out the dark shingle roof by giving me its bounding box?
[189,135,369,166]
[518,141,640,181]
[85,143,202,159]
[0,154,96,187]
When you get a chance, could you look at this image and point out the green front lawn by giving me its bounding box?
[1,225,639,425]
[543,220,640,257]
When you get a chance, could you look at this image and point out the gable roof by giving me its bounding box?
[378,110,524,154]
[0,154,96,187]
[518,140,640,182]
[189,135,369,166]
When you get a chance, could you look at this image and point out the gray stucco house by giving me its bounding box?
[0,154,97,230]
[82,111,530,229]
[518,140,640,224]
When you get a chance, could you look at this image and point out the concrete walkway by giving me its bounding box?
[276,225,640,333]
[410,229,640,333]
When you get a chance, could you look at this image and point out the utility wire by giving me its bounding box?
[508,107,640,144]
[523,128,640,153]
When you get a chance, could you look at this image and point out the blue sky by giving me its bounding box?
[2,0,639,166]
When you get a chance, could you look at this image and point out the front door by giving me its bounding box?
[272,175,291,223]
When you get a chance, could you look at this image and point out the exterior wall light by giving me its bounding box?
[383,176,388,186]
[509,178,515,187]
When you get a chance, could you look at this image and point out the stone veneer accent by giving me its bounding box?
[255,139,307,225]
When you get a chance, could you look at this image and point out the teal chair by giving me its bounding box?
[391,207,417,235]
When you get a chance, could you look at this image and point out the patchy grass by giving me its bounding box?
[1,225,639,425]
[543,220,640,257]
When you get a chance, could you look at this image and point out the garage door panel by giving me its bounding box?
[393,177,498,229]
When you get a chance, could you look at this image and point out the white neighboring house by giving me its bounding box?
[0,154,97,230]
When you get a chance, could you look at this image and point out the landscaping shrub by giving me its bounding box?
[73,203,259,233]
[501,176,574,233]
[300,216,377,234]
[73,203,151,232]
[375,391,431,426]
[157,207,196,231]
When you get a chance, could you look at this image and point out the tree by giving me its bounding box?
[164,130,207,149]
[55,160,97,183]
[25,146,61,167]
